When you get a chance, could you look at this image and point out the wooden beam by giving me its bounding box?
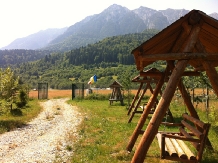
[131,60,188,163]
[126,65,169,152]
[128,83,149,123]
[139,52,206,61]
[140,71,200,77]
[127,82,144,115]
[188,11,201,25]
[202,61,218,97]
[170,21,191,53]
[179,24,201,52]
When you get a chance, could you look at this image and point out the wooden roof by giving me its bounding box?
[109,80,123,88]
[131,68,161,82]
[132,10,218,71]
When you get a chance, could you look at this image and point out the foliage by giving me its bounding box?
[15,89,28,108]
[0,99,42,134]
[0,49,51,68]
[0,67,19,110]
[13,30,159,89]
[120,71,132,108]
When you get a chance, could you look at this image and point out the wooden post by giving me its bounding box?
[131,60,188,163]
[126,66,169,152]
[202,61,218,97]
[127,82,144,115]
[177,80,200,119]
[128,83,149,123]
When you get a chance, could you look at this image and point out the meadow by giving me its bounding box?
[1,89,218,162]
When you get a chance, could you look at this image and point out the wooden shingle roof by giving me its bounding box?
[132,10,218,71]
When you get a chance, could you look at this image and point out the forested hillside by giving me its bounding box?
[14,30,160,89]
[0,49,51,67]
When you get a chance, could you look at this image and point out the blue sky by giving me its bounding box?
[0,0,217,48]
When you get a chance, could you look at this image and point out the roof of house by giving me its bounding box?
[132,10,218,72]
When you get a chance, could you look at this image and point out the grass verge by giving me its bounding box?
[0,99,43,134]
[68,97,218,163]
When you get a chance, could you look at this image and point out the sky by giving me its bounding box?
[0,0,217,49]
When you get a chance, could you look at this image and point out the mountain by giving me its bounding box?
[1,28,67,50]
[43,4,190,52]
[210,12,218,20]
[14,30,159,89]
[2,4,218,52]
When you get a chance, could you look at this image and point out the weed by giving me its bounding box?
[66,145,72,151]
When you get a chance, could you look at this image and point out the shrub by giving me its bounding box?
[15,89,28,108]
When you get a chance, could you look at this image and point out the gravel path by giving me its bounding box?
[0,98,82,163]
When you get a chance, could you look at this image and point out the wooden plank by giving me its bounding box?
[181,120,203,139]
[201,21,218,38]
[176,139,196,160]
[199,29,218,52]
[170,138,187,159]
[182,113,207,129]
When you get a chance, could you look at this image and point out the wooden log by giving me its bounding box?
[176,139,196,160]
[181,25,201,52]
[128,83,149,123]
[177,81,201,125]
[182,113,206,129]
[130,60,188,163]
[126,67,167,152]
[127,81,144,115]
[170,21,191,53]
[188,11,201,25]
[181,120,203,139]
[170,138,187,159]
[140,70,200,77]
[156,133,169,156]
[202,60,218,97]
[165,137,178,157]
[179,127,200,150]
[163,133,200,143]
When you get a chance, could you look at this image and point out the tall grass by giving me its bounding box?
[68,95,218,163]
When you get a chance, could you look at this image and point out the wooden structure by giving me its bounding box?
[157,113,210,162]
[127,68,174,123]
[126,10,218,163]
[109,80,124,105]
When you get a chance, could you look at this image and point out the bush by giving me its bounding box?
[15,89,28,108]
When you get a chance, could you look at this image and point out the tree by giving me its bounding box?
[121,71,132,108]
[0,67,19,110]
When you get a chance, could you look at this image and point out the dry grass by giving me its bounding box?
[28,88,215,100]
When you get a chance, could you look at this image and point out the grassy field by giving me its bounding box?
[1,89,218,162]
[67,93,218,163]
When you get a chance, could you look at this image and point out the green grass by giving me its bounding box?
[68,97,218,163]
[0,99,42,134]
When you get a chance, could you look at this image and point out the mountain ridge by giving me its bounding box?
[1,4,218,51]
